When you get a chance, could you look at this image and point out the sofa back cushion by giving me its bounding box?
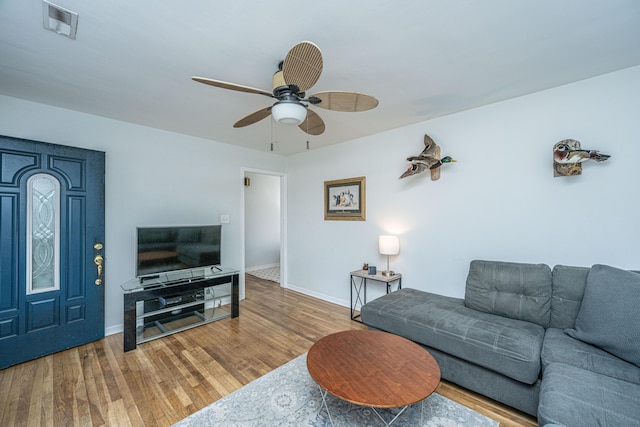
[549,265,590,329]
[565,264,640,367]
[465,260,552,327]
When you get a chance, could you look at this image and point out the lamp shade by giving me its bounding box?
[271,100,307,125]
[378,235,399,256]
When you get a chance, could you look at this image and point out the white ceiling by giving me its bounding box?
[2,1,640,156]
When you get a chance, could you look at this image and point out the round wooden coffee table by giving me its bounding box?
[307,330,440,425]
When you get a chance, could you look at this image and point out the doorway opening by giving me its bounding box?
[241,168,286,290]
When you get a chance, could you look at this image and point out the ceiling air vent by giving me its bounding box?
[42,1,78,39]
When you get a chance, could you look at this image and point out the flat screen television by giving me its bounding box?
[136,225,222,278]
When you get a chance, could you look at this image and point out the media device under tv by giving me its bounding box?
[136,225,222,279]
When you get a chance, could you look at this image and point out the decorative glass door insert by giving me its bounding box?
[26,173,60,294]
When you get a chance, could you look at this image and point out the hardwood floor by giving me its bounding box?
[0,275,537,427]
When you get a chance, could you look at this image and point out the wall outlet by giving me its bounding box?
[220,214,230,224]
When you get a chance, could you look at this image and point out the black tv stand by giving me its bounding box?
[121,267,239,352]
[211,265,222,272]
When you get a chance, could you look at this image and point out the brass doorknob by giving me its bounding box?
[94,243,104,286]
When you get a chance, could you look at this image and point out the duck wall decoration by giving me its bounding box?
[553,139,610,177]
[400,134,456,181]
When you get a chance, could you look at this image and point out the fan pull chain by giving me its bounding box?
[270,116,274,152]
[306,114,310,150]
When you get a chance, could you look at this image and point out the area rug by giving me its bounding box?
[247,266,280,283]
[173,353,498,426]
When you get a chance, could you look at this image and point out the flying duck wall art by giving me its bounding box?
[553,139,610,177]
[400,134,456,181]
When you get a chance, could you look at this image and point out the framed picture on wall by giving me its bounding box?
[324,176,366,221]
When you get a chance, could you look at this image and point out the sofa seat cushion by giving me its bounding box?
[361,288,544,384]
[542,328,640,385]
[538,363,640,427]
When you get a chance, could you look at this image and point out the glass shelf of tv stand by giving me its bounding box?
[120,266,239,293]
[120,266,239,347]
[121,266,240,351]
[136,285,232,345]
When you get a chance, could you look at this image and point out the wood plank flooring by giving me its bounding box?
[0,275,538,427]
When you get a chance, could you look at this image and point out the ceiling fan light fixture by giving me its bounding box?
[271,101,307,125]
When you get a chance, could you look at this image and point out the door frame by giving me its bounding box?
[240,167,287,295]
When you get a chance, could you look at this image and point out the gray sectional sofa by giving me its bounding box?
[360,260,640,426]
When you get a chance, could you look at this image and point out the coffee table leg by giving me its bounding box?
[316,385,335,426]
[316,384,421,427]
[372,405,409,426]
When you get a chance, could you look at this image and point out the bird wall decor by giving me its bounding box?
[553,139,610,177]
[400,134,456,181]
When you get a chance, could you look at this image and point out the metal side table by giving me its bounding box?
[350,269,401,322]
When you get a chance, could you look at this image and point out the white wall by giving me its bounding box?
[0,95,286,334]
[285,66,640,306]
[244,172,280,269]
[2,65,639,333]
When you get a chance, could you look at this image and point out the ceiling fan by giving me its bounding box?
[192,41,379,136]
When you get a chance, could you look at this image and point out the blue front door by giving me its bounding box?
[0,135,105,369]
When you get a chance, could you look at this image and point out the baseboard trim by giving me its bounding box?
[284,283,350,309]
[105,324,123,336]
[245,263,279,272]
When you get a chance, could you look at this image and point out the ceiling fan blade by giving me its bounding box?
[282,41,323,93]
[192,76,273,97]
[234,107,272,128]
[299,109,325,135]
[309,91,379,112]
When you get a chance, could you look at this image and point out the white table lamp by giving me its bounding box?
[379,235,399,276]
